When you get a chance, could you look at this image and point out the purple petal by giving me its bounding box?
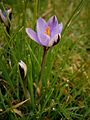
[47,16,58,32]
[37,33,50,46]
[50,23,63,39]
[36,17,48,34]
[50,25,60,39]
[26,28,40,44]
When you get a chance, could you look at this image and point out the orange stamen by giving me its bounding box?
[44,26,50,36]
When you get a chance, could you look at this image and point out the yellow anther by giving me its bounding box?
[44,26,50,36]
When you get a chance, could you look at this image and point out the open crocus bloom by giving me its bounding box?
[26,16,63,47]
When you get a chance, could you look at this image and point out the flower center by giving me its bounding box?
[44,26,50,36]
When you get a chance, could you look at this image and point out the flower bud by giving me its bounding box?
[18,60,27,79]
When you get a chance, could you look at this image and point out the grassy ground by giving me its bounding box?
[0,0,90,119]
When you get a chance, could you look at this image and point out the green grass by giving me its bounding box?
[0,0,90,119]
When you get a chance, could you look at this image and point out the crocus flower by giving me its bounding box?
[0,7,12,34]
[26,16,63,47]
[19,60,27,79]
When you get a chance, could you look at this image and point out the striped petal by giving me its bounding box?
[37,17,48,34]
[26,28,40,44]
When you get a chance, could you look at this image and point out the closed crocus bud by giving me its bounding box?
[0,7,12,34]
[18,60,27,79]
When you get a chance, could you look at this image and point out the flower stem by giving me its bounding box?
[39,47,48,87]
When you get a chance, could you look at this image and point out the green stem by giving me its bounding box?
[39,47,48,86]
[27,55,35,110]
[18,69,28,99]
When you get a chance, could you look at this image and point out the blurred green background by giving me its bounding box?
[0,0,90,119]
